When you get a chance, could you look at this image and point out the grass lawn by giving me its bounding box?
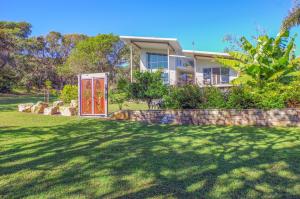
[0,95,300,198]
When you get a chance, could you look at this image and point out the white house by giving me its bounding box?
[120,36,237,87]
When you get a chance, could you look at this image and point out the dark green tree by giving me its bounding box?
[129,71,167,109]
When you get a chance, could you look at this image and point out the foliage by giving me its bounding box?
[60,84,78,103]
[226,86,257,109]
[109,77,129,110]
[129,71,167,109]
[163,85,203,109]
[62,34,123,76]
[218,30,300,87]
[0,66,17,93]
[282,1,300,30]
[200,87,226,109]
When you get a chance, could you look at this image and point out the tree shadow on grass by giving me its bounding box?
[0,120,300,198]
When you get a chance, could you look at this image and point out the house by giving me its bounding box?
[120,36,238,87]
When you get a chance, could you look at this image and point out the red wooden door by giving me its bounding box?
[81,79,93,114]
[93,78,105,114]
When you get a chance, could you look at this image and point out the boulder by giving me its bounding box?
[60,106,77,116]
[53,100,64,107]
[44,106,59,115]
[70,100,78,108]
[18,103,34,112]
[31,101,48,114]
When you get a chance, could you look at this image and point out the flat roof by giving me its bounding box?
[183,50,229,58]
[120,36,229,58]
[120,36,182,51]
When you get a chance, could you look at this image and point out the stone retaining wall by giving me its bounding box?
[111,109,300,127]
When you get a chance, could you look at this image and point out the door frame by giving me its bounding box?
[78,73,108,117]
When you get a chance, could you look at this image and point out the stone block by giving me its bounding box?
[44,106,59,115]
[53,100,64,107]
[18,103,34,112]
[70,100,78,108]
[31,101,48,114]
[59,106,77,116]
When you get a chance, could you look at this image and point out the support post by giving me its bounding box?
[194,56,197,85]
[130,44,133,83]
[167,47,170,85]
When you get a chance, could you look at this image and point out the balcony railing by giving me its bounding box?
[169,55,194,70]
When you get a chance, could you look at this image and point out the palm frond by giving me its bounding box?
[282,5,300,30]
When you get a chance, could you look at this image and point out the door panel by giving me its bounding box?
[212,68,220,85]
[81,79,93,114]
[93,78,105,114]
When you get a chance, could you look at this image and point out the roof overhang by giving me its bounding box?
[120,36,182,52]
[183,50,230,59]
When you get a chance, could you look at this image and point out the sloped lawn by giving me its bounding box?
[0,95,300,198]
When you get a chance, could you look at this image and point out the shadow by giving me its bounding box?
[0,119,300,198]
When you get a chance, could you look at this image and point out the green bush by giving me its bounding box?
[226,86,257,109]
[163,85,203,109]
[201,87,226,109]
[252,83,287,109]
[60,85,78,103]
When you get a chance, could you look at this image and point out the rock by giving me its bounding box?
[53,100,64,107]
[18,103,34,112]
[111,110,130,120]
[70,100,78,108]
[59,106,77,116]
[31,101,48,114]
[44,106,59,115]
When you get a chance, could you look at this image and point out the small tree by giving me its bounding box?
[129,71,167,109]
[110,77,129,110]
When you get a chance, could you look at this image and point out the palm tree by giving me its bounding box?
[282,1,300,30]
[218,31,300,88]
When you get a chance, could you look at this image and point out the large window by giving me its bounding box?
[203,67,230,85]
[147,53,168,69]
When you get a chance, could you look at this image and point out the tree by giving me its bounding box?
[129,71,167,109]
[62,34,121,76]
[0,21,31,68]
[282,0,300,30]
[218,30,300,88]
[110,77,129,110]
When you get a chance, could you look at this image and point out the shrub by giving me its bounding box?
[226,86,257,109]
[163,85,202,109]
[201,87,226,108]
[109,77,129,110]
[284,80,300,108]
[251,83,287,109]
[60,85,78,103]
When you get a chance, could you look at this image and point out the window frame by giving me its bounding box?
[147,53,168,69]
[203,67,230,85]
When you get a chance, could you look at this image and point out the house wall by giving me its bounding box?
[195,57,237,86]
[140,48,177,85]
[139,49,237,86]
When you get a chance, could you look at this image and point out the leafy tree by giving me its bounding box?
[62,34,121,76]
[0,21,31,69]
[218,30,300,88]
[129,71,167,109]
[282,0,300,30]
[110,77,129,110]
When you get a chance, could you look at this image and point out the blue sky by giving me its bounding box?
[1,0,300,55]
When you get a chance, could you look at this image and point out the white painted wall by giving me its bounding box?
[195,57,237,86]
[139,48,177,85]
[139,49,237,86]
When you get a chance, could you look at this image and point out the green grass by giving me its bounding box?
[0,94,147,113]
[0,95,300,198]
